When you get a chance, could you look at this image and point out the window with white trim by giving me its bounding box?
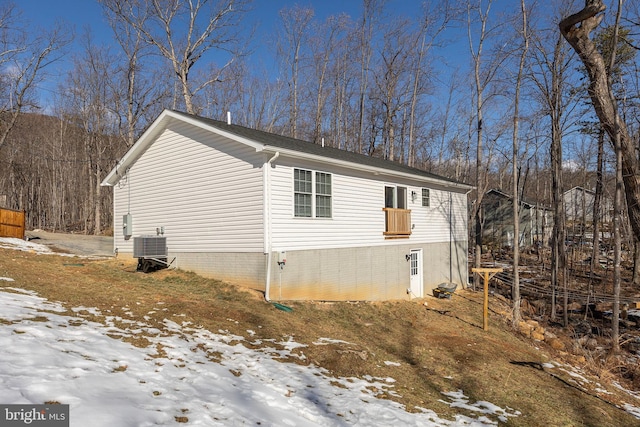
[315,172,332,218]
[294,169,312,217]
[294,168,332,218]
[422,188,430,207]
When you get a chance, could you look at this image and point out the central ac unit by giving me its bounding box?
[133,236,167,258]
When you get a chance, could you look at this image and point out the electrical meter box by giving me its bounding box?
[123,214,132,239]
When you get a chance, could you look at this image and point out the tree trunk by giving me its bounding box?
[633,236,640,286]
[468,0,492,290]
[550,126,564,321]
[560,0,640,246]
[511,0,529,326]
[590,129,604,277]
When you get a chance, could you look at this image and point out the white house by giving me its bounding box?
[101,110,473,301]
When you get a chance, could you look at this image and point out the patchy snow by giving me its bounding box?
[0,285,524,427]
[0,237,53,254]
[312,337,352,346]
[627,309,640,317]
[384,361,402,367]
[624,403,640,419]
[1,236,638,425]
[545,362,640,419]
[439,390,521,424]
[0,236,107,259]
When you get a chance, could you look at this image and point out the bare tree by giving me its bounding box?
[407,2,449,167]
[560,0,640,251]
[511,0,530,326]
[328,25,357,151]
[59,33,119,235]
[0,4,70,151]
[371,17,415,161]
[607,0,624,353]
[240,68,287,131]
[355,0,385,154]
[530,3,582,322]
[559,0,639,351]
[309,13,349,144]
[276,4,314,139]
[101,0,168,147]
[100,0,251,115]
[467,0,506,287]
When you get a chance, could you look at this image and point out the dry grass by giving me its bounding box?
[1,248,639,426]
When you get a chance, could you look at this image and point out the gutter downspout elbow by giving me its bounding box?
[264,151,280,302]
[269,151,280,165]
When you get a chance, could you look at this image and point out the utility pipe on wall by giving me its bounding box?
[449,192,453,283]
[263,151,280,302]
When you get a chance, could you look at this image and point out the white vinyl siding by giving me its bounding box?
[110,119,467,256]
[269,160,467,251]
[113,122,264,253]
[416,190,468,242]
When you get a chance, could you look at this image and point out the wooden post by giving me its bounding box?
[483,270,489,330]
[21,209,25,240]
[472,267,503,331]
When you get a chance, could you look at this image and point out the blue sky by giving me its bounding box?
[15,0,477,114]
[20,0,406,53]
[20,0,369,44]
[17,0,477,106]
[18,0,432,102]
[18,1,440,57]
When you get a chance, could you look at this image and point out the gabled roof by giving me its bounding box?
[485,188,550,210]
[563,186,596,196]
[102,109,474,191]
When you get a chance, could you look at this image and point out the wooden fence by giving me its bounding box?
[0,208,25,239]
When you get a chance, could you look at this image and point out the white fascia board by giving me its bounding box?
[261,146,475,192]
[101,110,266,187]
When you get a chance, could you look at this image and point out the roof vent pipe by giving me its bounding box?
[227,111,231,125]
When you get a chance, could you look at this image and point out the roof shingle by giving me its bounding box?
[170,110,472,188]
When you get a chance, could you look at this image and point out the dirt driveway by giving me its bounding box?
[25,230,113,257]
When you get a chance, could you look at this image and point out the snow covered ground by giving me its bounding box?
[0,286,525,427]
[0,236,638,426]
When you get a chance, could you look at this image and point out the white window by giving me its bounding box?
[315,172,332,218]
[294,168,332,218]
[422,188,430,207]
[294,169,312,217]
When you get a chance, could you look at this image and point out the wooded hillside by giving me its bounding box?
[0,0,636,249]
[0,113,123,234]
[2,0,640,375]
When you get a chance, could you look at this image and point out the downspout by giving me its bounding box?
[462,190,473,288]
[264,151,280,302]
[449,192,453,283]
